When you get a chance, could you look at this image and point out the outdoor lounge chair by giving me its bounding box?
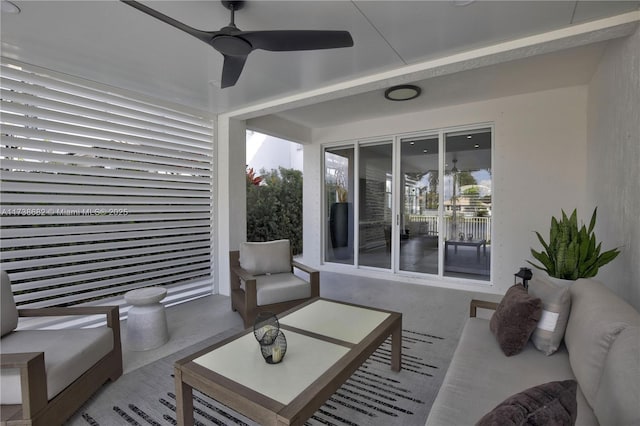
[230,239,319,328]
[0,270,122,426]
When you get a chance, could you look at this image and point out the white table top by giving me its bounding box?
[279,299,391,344]
[193,330,349,405]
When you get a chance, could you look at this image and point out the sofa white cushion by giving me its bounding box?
[425,318,597,426]
[564,279,640,407]
[1,271,18,337]
[239,240,291,275]
[242,273,310,306]
[0,328,113,404]
[593,326,640,426]
[528,275,571,355]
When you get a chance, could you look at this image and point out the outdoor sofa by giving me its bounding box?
[426,277,640,426]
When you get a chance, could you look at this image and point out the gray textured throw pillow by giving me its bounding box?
[528,276,571,355]
[490,284,542,356]
[476,380,578,426]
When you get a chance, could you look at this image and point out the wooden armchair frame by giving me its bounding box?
[230,250,320,328]
[0,306,123,426]
[469,299,499,318]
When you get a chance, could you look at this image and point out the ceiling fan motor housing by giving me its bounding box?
[221,1,245,12]
[211,34,252,56]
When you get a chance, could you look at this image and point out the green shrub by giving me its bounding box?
[246,167,303,255]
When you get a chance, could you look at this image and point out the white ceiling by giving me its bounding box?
[275,41,608,128]
[1,1,639,128]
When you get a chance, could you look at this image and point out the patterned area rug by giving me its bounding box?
[68,328,453,426]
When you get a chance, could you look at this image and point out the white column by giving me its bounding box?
[216,116,247,296]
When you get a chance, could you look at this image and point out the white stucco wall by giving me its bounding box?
[586,27,640,310]
[304,86,588,296]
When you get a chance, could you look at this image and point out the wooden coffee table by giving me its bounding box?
[174,298,402,426]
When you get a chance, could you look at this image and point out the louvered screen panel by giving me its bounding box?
[0,59,215,310]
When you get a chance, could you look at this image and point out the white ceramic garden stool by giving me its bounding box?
[125,287,169,351]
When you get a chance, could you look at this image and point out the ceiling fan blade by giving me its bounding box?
[240,30,353,52]
[121,2,353,88]
[221,55,248,88]
[121,0,215,45]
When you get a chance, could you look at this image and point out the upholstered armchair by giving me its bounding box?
[0,271,123,426]
[230,239,320,328]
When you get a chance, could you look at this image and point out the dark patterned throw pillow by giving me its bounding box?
[490,284,542,356]
[476,379,578,426]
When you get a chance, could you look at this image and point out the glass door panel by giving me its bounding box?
[399,135,440,274]
[325,147,354,264]
[358,142,392,269]
[443,128,492,280]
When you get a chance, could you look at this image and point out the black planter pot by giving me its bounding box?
[329,202,352,259]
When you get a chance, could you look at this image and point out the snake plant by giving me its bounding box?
[528,208,620,280]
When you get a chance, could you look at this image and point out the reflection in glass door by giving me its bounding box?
[399,135,440,274]
[443,128,492,281]
[358,142,392,269]
[325,147,354,264]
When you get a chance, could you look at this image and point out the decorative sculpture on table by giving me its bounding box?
[253,312,287,364]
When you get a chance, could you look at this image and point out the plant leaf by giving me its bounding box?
[530,249,554,275]
[534,231,550,253]
[596,248,620,267]
[526,260,549,273]
[588,207,597,234]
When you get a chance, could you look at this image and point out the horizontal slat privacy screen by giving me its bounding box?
[0,60,214,309]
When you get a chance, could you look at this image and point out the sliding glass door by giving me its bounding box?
[358,142,393,269]
[399,135,440,274]
[323,126,492,282]
[443,128,492,281]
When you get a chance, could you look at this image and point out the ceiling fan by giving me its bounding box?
[121,0,354,88]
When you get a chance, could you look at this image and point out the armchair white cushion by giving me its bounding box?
[239,239,291,275]
[242,273,311,306]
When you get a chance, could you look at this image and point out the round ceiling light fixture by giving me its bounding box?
[384,85,421,102]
